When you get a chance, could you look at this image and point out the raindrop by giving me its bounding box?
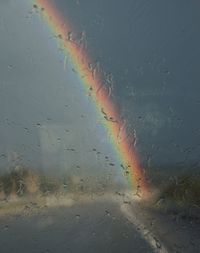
[121,164,125,170]
[123,200,131,205]
[134,185,141,197]
[109,163,115,167]
[63,183,67,189]
[125,170,129,176]
[163,69,170,75]
[4,225,9,231]
[67,31,73,41]
[72,68,77,73]
[77,31,87,49]
[105,72,114,85]
[117,120,127,143]
[88,61,100,80]
[66,148,75,152]
[153,237,161,249]
[64,56,68,70]
[75,214,80,219]
[132,129,137,147]
[105,210,110,216]
[57,34,62,40]
[101,108,117,123]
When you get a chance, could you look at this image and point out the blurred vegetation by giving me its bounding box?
[0,167,63,200]
[163,175,200,206]
[155,173,200,214]
[0,166,120,202]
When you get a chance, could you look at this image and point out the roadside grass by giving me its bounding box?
[152,173,200,220]
[161,174,200,207]
[0,167,62,200]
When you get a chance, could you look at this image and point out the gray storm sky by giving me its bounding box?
[0,0,127,187]
[0,0,200,182]
[55,0,200,172]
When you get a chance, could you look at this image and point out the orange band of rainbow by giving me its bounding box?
[35,0,149,196]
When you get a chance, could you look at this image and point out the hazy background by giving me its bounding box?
[56,0,200,177]
[0,0,200,187]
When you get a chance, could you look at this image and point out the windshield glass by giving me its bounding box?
[0,1,199,252]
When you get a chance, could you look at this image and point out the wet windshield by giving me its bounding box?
[0,1,199,252]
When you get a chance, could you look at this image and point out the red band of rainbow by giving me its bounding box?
[35,0,149,196]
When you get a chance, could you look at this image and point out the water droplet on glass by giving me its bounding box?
[76,214,80,219]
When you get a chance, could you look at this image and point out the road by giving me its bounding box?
[0,194,199,253]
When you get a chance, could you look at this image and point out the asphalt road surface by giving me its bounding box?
[0,194,199,253]
[0,195,155,253]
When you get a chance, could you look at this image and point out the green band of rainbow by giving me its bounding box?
[35,0,149,196]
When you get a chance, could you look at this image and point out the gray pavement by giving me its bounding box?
[0,194,199,253]
[0,197,154,253]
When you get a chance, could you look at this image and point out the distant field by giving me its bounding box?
[0,166,200,221]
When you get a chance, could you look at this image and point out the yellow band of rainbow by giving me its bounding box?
[35,0,149,196]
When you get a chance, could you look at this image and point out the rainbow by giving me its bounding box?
[34,0,149,196]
